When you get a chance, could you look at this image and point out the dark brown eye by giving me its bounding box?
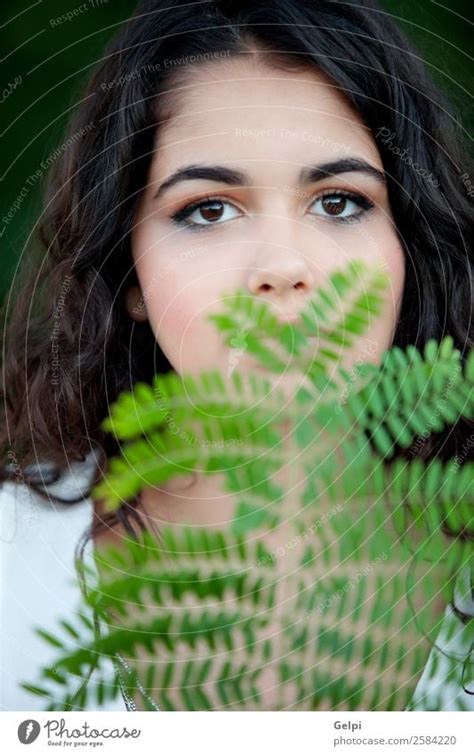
[321,195,347,215]
[171,198,241,228]
[198,201,225,222]
[310,192,373,222]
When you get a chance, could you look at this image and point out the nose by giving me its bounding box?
[247,249,314,321]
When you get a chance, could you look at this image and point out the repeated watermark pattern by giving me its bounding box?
[257,503,344,565]
[49,0,110,28]
[1,74,22,104]
[334,339,379,414]
[101,50,231,91]
[376,127,439,188]
[409,361,462,456]
[2,122,95,234]
[153,384,243,450]
[450,432,474,472]
[132,244,206,318]
[235,126,352,156]
[460,172,474,198]
[50,274,74,386]
[2,448,38,541]
[306,551,388,617]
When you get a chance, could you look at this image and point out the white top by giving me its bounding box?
[1,452,472,711]
[0,451,124,711]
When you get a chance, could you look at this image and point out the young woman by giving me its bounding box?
[1,0,472,711]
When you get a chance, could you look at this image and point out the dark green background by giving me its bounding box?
[1,0,472,303]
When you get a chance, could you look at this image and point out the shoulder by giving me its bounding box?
[410,571,474,711]
[0,451,100,710]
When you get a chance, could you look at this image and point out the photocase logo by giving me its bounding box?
[16,717,142,746]
[18,719,40,744]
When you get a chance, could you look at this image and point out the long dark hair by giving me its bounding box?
[1,0,472,544]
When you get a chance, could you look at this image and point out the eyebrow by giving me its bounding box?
[153,157,386,199]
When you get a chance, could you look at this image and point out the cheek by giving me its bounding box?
[132,224,232,374]
[361,236,405,364]
[335,226,405,369]
[149,282,203,370]
[140,265,225,374]
[378,230,406,323]
[349,217,406,311]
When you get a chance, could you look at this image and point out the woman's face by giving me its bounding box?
[129,56,405,385]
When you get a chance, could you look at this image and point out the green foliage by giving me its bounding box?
[22,259,473,711]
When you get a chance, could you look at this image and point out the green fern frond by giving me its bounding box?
[348,338,472,458]
[23,258,473,712]
[208,259,389,381]
[102,369,286,441]
[93,414,286,510]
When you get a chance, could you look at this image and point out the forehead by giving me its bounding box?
[152,55,380,174]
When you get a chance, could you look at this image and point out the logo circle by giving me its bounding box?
[18,720,41,744]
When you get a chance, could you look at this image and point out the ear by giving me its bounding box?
[124,285,148,322]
